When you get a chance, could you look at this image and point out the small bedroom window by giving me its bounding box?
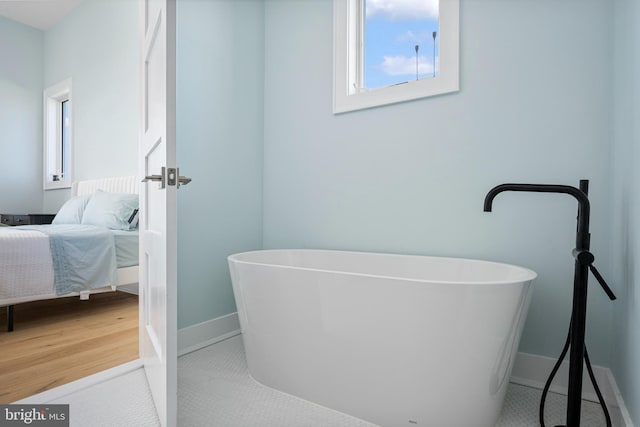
[44,78,73,190]
[333,0,459,113]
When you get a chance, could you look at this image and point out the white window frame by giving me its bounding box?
[333,0,459,114]
[43,78,73,190]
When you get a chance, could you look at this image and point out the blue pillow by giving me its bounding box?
[81,190,139,230]
[52,195,91,224]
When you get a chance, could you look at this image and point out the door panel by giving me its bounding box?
[139,0,177,426]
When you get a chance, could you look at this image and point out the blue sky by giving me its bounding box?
[364,0,440,89]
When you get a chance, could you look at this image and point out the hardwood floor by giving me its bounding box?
[0,291,139,403]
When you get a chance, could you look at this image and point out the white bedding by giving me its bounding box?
[0,228,55,300]
[22,225,120,293]
[0,176,139,308]
[0,226,139,304]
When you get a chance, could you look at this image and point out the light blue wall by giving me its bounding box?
[42,0,138,212]
[0,17,43,213]
[176,0,264,328]
[612,0,640,423]
[5,1,635,417]
[262,0,615,365]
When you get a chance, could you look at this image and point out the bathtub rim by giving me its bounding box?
[228,249,537,286]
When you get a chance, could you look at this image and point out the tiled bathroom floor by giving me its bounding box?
[178,335,619,427]
[54,334,622,426]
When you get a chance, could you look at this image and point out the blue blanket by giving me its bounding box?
[17,224,118,295]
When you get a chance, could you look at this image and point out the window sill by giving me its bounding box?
[333,74,459,114]
[44,181,72,191]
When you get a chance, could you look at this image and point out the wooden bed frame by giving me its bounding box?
[3,176,139,331]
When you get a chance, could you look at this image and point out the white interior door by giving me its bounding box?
[139,0,177,426]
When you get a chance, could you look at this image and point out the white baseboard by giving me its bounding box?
[511,352,635,427]
[117,283,139,295]
[177,312,240,356]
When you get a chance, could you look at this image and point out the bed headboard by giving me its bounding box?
[72,176,138,197]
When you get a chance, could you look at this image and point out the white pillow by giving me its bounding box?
[52,195,91,224]
[81,190,139,230]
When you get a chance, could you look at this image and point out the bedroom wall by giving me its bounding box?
[611,0,640,423]
[176,0,264,329]
[262,0,615,367]
[42,0,138,212]
[0,16,44,213]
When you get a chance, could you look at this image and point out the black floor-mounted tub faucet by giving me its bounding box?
[484,180,616,427]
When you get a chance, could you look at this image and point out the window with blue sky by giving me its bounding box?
[61,99,70,181]
[364,0,439,90]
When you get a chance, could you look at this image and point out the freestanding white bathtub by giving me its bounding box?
[228,249,537,427]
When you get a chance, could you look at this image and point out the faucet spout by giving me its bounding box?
[484,183,589,211]
[483,182,590,250]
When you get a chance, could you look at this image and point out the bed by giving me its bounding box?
[0,176,139,331]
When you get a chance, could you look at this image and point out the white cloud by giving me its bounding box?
[378,55,436,76]
[366,0,439,21]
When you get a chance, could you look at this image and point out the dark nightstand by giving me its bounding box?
[0,214,56,226]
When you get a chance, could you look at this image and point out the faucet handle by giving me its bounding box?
[589,264,616,301]
[572,249,616,301]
